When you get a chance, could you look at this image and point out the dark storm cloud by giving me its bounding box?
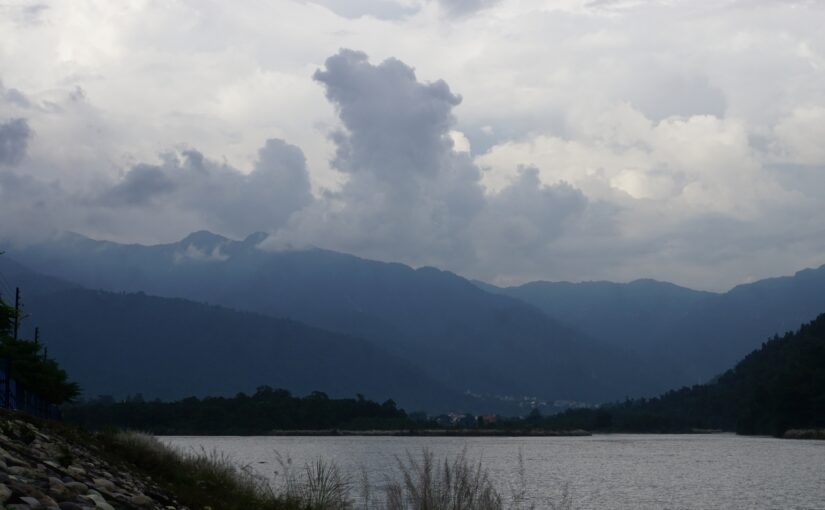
[0,118,31,166]
[100,164,177,206]
[96,138,313,238]
[1,83,31,108]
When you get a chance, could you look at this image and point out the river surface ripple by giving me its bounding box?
[162,434,825,509]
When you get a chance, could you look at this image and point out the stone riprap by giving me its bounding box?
[0,411,186,510]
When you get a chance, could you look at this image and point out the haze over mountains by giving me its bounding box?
[0,255,465,411]
[483,267,825,385]
[2,230,824,413]
[532,312,825,436]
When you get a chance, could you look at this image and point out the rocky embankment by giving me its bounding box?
[0,410,186,510]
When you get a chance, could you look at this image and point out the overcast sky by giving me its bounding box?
[1,0,825,290]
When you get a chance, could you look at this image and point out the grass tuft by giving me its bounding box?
[274,452,353,509]
[101,430,572,510]
[381,449,503,510]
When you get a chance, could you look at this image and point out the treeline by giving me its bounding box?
[533,312,825,436]
[0,289,79,404]
[62,312,825,437]
[63,386,413,434]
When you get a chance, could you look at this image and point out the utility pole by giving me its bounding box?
[2,358,8,409]
[13,287,20,341]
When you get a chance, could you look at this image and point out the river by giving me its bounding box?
[161,434,825,509]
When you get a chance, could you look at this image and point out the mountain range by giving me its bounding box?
[482,266,825,385]
[2,230,824,413]
[0,256,466,411]
[543,312,825,436]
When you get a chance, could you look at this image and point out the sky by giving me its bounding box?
[1,0,825,290]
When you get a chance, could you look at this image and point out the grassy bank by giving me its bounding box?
[104,431,579,510]
[98,430,305,510]
[103,431,564,509]
[3,409,571,509]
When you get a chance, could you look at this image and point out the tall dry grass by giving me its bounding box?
[100,430,291,509]
[106,431,572,510]
[381,449,502,510]
[275,452,352,509]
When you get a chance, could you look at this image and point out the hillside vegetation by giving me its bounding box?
[539,313,825,436]
[20,286,467,412]
[0,290,78,404]
[64,386,410,434]
[491,265,825,387]
[5,234,675,406]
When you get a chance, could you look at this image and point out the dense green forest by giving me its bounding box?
[0,290,79,404]
[535,313,825,436]
[63,386,412,434]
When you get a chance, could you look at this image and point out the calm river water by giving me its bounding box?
[162,434,825,509]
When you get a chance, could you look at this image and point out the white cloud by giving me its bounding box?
[1,0,825,290]
[773,107,825,165]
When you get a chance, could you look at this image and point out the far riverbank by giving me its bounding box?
[265,428,591,436]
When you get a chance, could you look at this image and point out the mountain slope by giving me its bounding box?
[550,313,825,436]
[488,266,825,385]
[488,279,712,354]
[720,313,825,434]
[6,232,677,403]
[0,257,467,411]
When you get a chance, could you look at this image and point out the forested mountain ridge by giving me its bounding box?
[4,231,678,404]
[543,312,825,436]
[486,264,825,387]
[0,256,470,411]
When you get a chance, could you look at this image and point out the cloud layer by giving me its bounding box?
[0,118,30,166]
[1,1,825,290]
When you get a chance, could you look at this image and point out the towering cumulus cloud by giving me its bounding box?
[273,49,485,266]
[273,49,586,276]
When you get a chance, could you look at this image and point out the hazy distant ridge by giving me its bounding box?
[485,266,825,386]
[5,231,678,407]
